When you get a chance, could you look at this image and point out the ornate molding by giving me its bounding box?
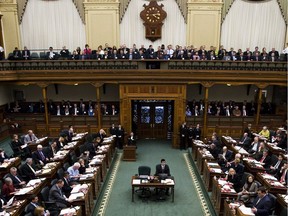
[0,0,15,3]
[90,82,104,88]
[256,83,269,89]
[37,82,49,88]
[201,81,214,88]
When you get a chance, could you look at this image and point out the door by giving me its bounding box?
[132,100,173,139]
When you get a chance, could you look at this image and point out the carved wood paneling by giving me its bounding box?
[120,84,186,148]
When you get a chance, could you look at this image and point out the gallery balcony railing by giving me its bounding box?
[0,59,286,71]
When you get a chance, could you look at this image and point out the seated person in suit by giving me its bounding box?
[228,158,244,179]
[218,146,233,168]
[12,47,22,60]
[127,132,136,146]
[62,171,75,197]
[276,162,288,185]
[155,159,171,195]
[87,137,101,159]
[251,187,272,216]
[25,195,47,216]
[67,162,81,181]
[45,140,59,160]
[256,150,271,169]
[0,148,9,163]
[59,46,69,59]
[46,47,57,60]
[24,130,38,145]
[226,168,241,192]
[92,129,106,143]
[78,158,87,174]
[267,154,284,175]
[237,174,258,205]
[22,46,31,60]
[32,145,49,166]
[48,179,71,209]
[2,177,17,201]
[238,132,251,150]
[56,134,67,150]
[10,134,31,158]
[20,158,38,181]
[6,167,26,188]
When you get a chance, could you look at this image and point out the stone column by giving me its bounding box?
[0,0,21,58]
[84,0,120,48]
[201,81,214,138]
[186,0,223,49]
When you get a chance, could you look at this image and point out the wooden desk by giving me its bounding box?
[35,162,61,180]
[212,178,238,216]
[123,145,136,161]
[14,178,48,199]
[223,200,239,216]
[90,155,107,182]
[29,137,49,152]
[256,173,287,194]
[275,194,288,216]
[192,140,210,161]
[4,200,27,216]
[265,142,286,155]
[196,148,214,174]
[0,157,21,178]
[69,183,94,216]
[203,161,225,191]
[131,176,175,202]
[79,170,99,199]
[242,158,265,175]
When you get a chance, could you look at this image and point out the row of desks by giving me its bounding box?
[0,134,116,216]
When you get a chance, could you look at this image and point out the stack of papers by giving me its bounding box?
[261,173,277,181]
[59,207,80,215]
[68,192,84,201]
[14,187,34,195]
[239,205,255,215]
[211,168,222,173]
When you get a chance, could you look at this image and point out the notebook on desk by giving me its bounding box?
[158,173,168,180]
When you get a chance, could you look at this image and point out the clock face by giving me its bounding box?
[145,7,161,23]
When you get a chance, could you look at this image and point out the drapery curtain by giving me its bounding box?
[120,0,186,48]
[20,0,86,51]
[221,0,286,52]
[277,0,287,24]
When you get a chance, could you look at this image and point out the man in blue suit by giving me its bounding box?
[251,187,272,216]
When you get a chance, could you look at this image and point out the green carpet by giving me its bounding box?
[95,139,215,216]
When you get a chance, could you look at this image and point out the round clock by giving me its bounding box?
[140,0,167,41]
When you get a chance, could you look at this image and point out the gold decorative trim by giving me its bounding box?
[184,153,212,216]
[97,152,122,215]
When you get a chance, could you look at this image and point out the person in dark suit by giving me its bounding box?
[256,150,271,169]
[116,125,125,149]
[187,124,194,148]
[109,124,117,136]
[12,47,22,60]
[238,132,251,150]
[59,46,69,60]
[226,168,241,192]
[25,195,43,216]
[155,159,171,176]
[45,140,58,160]
[49,179,70,209]
[218,146,233,168]
[20,158,38,181]
[276,162,288,185]
[32,145,49,166]
[0,149,9,163]
[244,123,253,138]
[21,46,31,60]
[62,171,73,197]
[193,124,201,140]
[229,158,244,179]
[6,167,26,188]
[179,122,187,150]
[93,129,106,143]
[56,134,67,150]
[10,134,31,158]
[267,154,284,175]
[155,159,171,195]
[46,47,57,60]
[251,187,272,216]
[87,138,99,159]
[127,132,136,146]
